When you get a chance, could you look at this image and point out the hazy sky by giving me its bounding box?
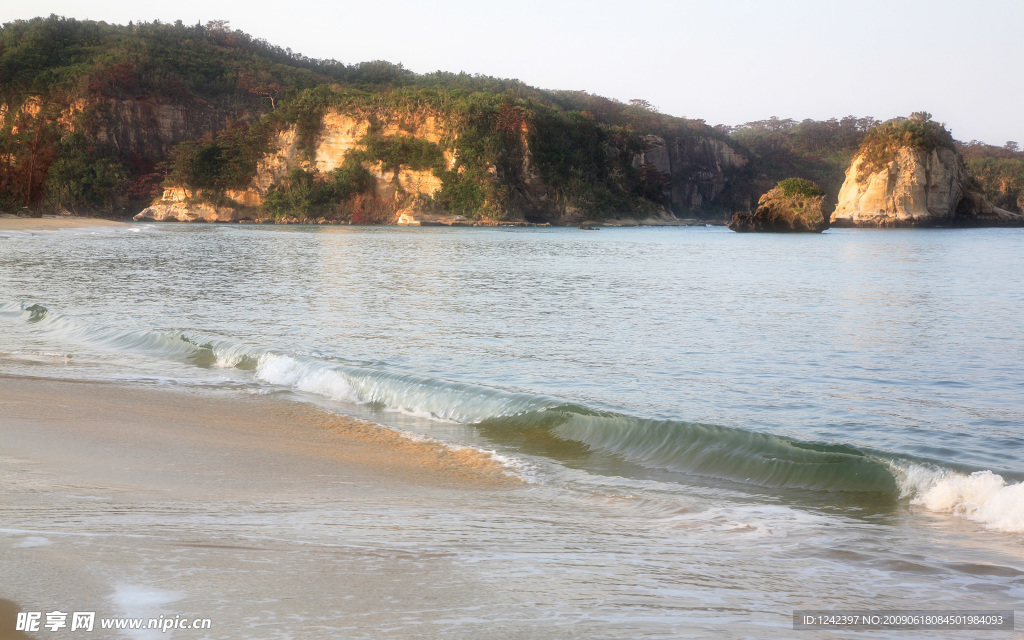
[2,0,1021,145]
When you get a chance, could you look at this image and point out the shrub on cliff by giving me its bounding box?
[261,163,372,220]
[354,133,445,173]
[776,177,825,199]
[45,134,127,214]
[166,121,275,192]
[728,178,827,233]
[857,113,957,176]
[960,141,1024,213]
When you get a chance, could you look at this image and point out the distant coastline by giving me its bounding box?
[3,17,1023,229]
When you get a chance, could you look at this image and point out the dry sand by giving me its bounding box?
[0,376,525,639]
[0,215,126,231]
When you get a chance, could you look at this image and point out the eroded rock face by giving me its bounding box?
[242,110,452,210]
[143,110,455,223]
[94,97,234,164]
[140,108,750,224]
[831,147,1022,227]
[729,184,827,233]
[631,135,748,217]
[133,187,241,222]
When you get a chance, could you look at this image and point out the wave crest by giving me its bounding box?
[894,464,1024,533]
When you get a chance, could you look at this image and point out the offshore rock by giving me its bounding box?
[831,147,1023,227]
[729,180,827,233]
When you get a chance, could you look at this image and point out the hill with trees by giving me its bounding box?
[1,15,1020,223]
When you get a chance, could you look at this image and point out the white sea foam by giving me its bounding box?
[249,349,555,425]
[255,353,359,403]
[892,462,1024,533]
[111,584,186,640]
[486,450,538,481]
[394,431,533,481]
[254,353,303,386]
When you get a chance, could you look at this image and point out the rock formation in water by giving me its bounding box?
[831,116,1023,227]
[728,178,828,233]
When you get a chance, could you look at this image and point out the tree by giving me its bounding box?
[238,70,282,111]
[628,98,657,113]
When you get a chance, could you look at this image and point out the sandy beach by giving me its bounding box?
[0,376,521,639]
[0,215,127,232]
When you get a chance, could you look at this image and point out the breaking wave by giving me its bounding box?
[4,300,1022,531]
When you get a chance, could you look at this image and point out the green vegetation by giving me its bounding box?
[856,112,957,175]
[355,133,445,173]
[776,177,824,198]
[729,116,879,209]
[46,133,127,213]
[1,16,1018,222]
[0,15,344,105]
[165,120,275,192]
[960,141,1024,213]
[260,163,373,220]
[528,107,632,217]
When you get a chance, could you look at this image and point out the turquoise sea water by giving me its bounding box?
[1,223,1022,637]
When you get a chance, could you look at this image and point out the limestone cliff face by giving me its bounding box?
[1,93,241,213]
[141,107,749,224]
[93,97,234,164]
[140,109,453,223]
[251,111,449,206]
[832,147,1022,227]
[665,137,746,215]
[135,187,240,222]
[630,135,748,217]
[2,95,239,162]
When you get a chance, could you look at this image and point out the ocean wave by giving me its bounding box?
[253,353,558,423]
[474,406,900,493]
[892,463,1024,533]
[4,299,1023,530]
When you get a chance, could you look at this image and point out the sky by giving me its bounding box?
[2,0,1022,145]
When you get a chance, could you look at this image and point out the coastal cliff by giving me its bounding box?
[139,98,750,225]
[831,116,1022,227]
[2,17,752,224]
[137,111,452,223]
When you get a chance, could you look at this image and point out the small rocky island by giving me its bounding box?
[831,113,1023,227]
[728,178,828,233]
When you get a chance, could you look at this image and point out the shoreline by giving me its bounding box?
[0,374,513,490]
[0,214,126,232]
[0,375,517,636]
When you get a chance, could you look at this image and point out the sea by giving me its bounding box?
[1,223,1022,638]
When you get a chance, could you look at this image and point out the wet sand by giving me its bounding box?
[0,376,521,639]
[0,600,33,640]
[0,215,126,231]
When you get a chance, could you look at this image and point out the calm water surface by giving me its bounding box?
[1,223,1022,638]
